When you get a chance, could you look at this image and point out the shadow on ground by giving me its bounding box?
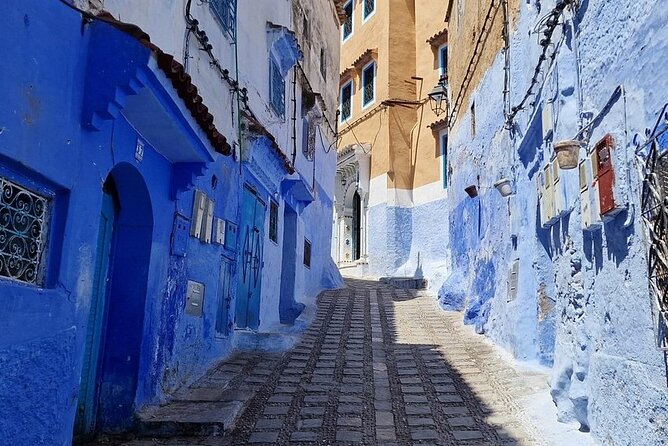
[89,278,537,445]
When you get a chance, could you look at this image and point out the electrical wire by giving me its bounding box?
[505,0,576,128]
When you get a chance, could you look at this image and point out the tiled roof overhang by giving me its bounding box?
[332,0,347,24]
[428,117,448,131]
[352,48,378,69]
[427,28,448,47]
[97,11,232,156]
[340,67,355,83]
[243,112,295,174]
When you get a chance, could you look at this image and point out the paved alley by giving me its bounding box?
[107,279,562,446]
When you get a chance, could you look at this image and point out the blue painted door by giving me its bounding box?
[75,190,115,436]
[235,185,266,329]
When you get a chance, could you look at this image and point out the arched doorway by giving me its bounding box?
[75,163,153,440]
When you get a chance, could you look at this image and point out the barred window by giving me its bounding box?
[340,81,352,122]
[269,57,285,118]
[362,62,375,107]
[342,0,353,41]
[210,0,236,41]
[0,176,51,286]
[302,118,316,161]
[363,0,375,19]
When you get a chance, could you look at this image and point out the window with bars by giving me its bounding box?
[342,0,353,41]
[302,117,316,161]
[363,0,375,19]
[362,62,375,107]
[209,0,236,40]
[0,175,51,286]
[303,238,311,268]
[340,81,352,122]
[269,200,278,243]
[270,57,285,118]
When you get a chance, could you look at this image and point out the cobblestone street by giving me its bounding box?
[108,279,571,445]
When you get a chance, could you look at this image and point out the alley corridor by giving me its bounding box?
[97,278,585,446]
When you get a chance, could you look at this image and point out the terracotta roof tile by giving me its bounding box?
[97,11,232,156]
[427,27,448,47]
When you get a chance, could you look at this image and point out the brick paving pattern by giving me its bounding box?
[105,279,545,445]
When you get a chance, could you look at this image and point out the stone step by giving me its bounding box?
[379,276,428,289]
[136,355,261,438]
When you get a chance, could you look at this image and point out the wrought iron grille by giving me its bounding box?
[343,1,353,39]
[364,0,375,18]
[270,58,285,117]
[363,78,374,106]
[639,120,668,351]
[0,176,50,285]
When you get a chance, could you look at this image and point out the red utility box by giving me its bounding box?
[594,134,621,218]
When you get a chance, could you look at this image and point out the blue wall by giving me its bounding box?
[0,2,242,443]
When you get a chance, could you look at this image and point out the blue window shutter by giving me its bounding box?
[270,58,285,117]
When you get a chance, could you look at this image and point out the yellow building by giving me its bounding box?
[333,0,452,276]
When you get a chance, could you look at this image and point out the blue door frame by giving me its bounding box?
[75,190,115,437]
[235,185,266,330]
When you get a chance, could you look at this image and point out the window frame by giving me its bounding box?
[439,130,449,189]
[269,200,279,243]
[340,79,353,123]
[342,0,354,42]
[361,61,376,109]
[209,0,236,41]
[0,166,58,288]
[269,56,286,118]
[363,0,376,22]
[438,44,448,77]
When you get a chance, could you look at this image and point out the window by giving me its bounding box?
[340,81,353,122]
[210,0,236,40]
[270,57,285,117]
[302,14,309,42]
[269,200,278,243]
[471,101,476,138]
[342,0,353,41]
[439,45,448,77]
[303,238,312,268]
[302,117,316,160]
[440,133,448,189]
[363,0,375,20]
[0,175,51,286]
[362,62,375,107]
[320,48,327,79]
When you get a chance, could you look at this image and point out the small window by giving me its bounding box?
[320,48,327,79]
[363,0,375,19]
[209,0,236,40]
[340,81,353,122]
[362,62,375,107]
[342,0,353,41]
[269,200,278,243]
[471,101,476,138]
[302,117,316,160]
[303,238,311,268]
[439,45,448,77]
[440,133,448,189]
[270,57,285,118]
[0,175,51,286]
[302,14,309,42]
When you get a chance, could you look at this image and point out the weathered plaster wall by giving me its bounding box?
[436,0,668,443]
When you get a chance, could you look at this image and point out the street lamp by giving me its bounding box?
[428,76,448,117]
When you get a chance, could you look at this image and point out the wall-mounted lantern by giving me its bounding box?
[494,178,513,197]
[465,185,478,198]
[428,77,448,117]
[554,139,582,170]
